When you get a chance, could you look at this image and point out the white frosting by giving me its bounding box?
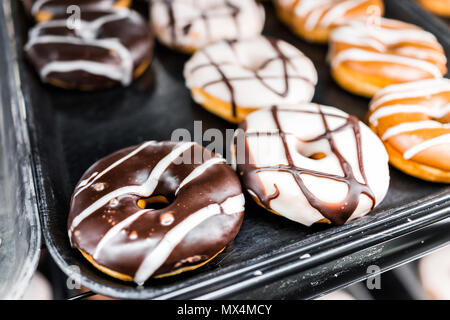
[330,18,446,79]
[151,0,265,51]
[419,245,450,300]
[25,9,139,85]
[184,36,318,109]
[134,194,245,285]
[235,103,390,226]
[279,0,375,30]
[369,78,450,160]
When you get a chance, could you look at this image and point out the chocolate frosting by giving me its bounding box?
[24,8,154,89]
[68,141,244,284]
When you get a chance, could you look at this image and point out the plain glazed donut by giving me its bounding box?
[151,0,265,54]
[368,79,450,183]
[184,36,318,123]
[232,104,389,226]
[419,245,450,300]
[68,141,245,284]
[418,0,450,17]
[274,0,384,43]
[23,0,131,22]
[24,8,154,90]
[328,18,447,97]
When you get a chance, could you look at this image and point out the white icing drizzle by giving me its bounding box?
[175,157,226,195]
[369,104,450,126]
[93,209,150,260]
[330,18,446,79]
[369,78,450,160]
[331,48,443,79]
[25,9,137,85]
[74,141,156,198]
[68,142,195,237]
[133,194,245,285]
[370,78,450,109]
[403,134,450,159]
[382,120,449,140]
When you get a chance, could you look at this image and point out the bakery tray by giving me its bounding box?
[2,0,449,299]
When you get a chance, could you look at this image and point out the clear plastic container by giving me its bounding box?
[0,0,41,299]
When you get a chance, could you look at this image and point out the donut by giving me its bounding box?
[24,8,154,90]
[68,141,245,284]
[150,0,265,53]
[232,104,390,226]
[368,79,450,183]
[417,0,450,17]
[23,0,131,22]
[184,36,318,123]
[328,18,447,97]
[274,0,384,43]
[419,245,450,300]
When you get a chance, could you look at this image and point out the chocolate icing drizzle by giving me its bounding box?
[238,106,376,225]
[68,142,244,284]
[158,0,241,45]
[192,37,315,118]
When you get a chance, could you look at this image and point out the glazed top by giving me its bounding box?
[68,141,244,285]
[24,8,153,87]
[369,79,450,170]
[151,0,265,50]
[234,104,390,226]
[329,18,447,81]
[184,36,318,116]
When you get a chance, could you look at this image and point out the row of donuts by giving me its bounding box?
[21,1,449,284]
[64,0,390,284]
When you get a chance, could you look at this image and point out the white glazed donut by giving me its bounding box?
[232,103,390,226]
[419,245,450,300]
[184,36,318,123]
[151,0,265,53]
[328,18,447,97]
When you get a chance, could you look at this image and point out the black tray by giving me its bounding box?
[3,0,450,299]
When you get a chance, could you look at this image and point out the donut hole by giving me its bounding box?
[308,152,327,160]
[295,140,329,160]
[137,195,170,210]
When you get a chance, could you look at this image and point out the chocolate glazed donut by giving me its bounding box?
[68,141,245,284]
[24,8,154,90]
[23,0,132,22]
